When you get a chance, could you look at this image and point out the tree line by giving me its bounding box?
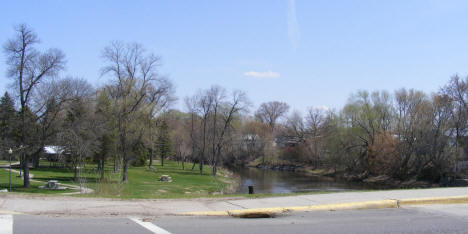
[1,24,467,188]
[275,82,468,184]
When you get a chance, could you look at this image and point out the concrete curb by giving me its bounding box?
[0,210,22,215]
[182,211,229,216]
[400,195,468,206]
[182,195,468,217]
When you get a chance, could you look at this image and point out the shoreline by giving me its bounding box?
[242,162,468,190]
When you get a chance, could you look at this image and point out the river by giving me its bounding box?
[232,167,372,194]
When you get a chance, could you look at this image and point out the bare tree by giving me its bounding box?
[145,79,175,169]
[58,88,96,184]
[207,86,227,174]
[3,24,65,187]
[29,78,93,168]
[441,76,468,172]
[211,90,249,175]
[240,118,269,164]
[393,88,428,178]
[285,111,306,140]
[184,96,200,170]
[170,111,192,170]
[185,87,249,175]
[101,41,173,183]
[255,101,290,130]
[305,107,326,168]
[255,101,289,163]
[196,91,213,174]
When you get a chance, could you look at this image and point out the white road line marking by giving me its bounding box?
[130,217,172,234]
[0,215,13,234]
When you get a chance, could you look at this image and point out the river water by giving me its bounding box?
[232,167,372,194]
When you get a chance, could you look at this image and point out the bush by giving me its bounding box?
[131,146,148,167]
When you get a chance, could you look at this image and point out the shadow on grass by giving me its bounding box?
[133,167,216,177]
[0,182,76,194]
[32,176,99,183]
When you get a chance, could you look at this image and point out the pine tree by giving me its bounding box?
[0,92,17,155]
[157,120,172,167]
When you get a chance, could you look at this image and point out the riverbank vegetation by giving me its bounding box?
[1,24,468,194]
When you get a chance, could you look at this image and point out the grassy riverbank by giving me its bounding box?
[88,161,236,199]
[1,160,237,199]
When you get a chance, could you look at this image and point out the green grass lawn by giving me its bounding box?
[0,160,19,166]
[22,160,235,199]
[1,160,345,199]
[93,161,233,199]
[0,169,73,194]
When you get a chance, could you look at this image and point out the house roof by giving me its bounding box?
[43,146,65,154]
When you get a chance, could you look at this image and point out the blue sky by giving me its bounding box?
[1,0,468,113]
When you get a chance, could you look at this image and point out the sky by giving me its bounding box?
[1,0,468,114]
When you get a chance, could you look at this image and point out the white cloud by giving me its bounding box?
[311,105,330,112]
[287,0,300,50]
[316,105,330,111]
[243,71,280,79]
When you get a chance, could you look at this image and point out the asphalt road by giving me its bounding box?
[5,205,468,234]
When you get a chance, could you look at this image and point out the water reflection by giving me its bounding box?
[232,167,371,194]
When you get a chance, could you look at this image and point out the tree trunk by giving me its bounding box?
[161,153,164,167]
[212,146,223,176]
[455,128,460,173]
[121,133,128,183]
[212,151,218,176]
[199,152,203,174]
[19,155,23,177]
[74,165,78,182]
[182,156,185,170]
[23,154,30,188]
[19,43,28,188]
[189,113,196,171]
[122,157,128,183]
[200,118,207,175]
[33,153,40,168]
[114,157,118,173]
[21,110,30,187]
[212,160,217,176]
[149,148,153,168]
[100,160,105,180]
[211,107,217,175]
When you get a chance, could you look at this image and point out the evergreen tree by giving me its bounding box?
[94,90,118,174]
[0,92,16,156]
[157,120,172,167]
[131,141,148,167]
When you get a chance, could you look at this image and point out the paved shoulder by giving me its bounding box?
[412,204,468,219]
[153,207,468,234]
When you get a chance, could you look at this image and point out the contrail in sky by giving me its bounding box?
[288,0,300,51]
